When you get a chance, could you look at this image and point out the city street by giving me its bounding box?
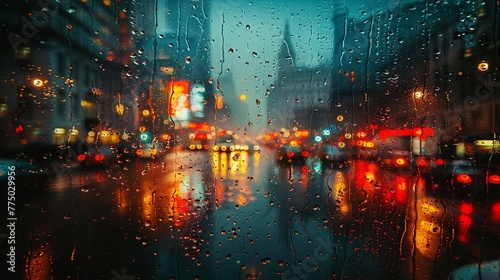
[6,149,499,279]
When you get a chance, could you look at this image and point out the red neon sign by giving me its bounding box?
[167,80,190,121]
[379,128,434,140]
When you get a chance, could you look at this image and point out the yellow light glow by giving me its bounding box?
[478,61,489,72]
[414,91,423,99]
[33,79,44,87]
[53,128,66,134]
[240,94,247,101]
[337,115,344,122]
[142,109,150,116]
[345,133,352,139]
[116,103,124,115]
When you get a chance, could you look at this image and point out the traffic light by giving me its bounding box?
[139,131,152,142]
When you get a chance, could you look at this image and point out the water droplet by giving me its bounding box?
[138,48,144,55]
[66,24,73,30]
[255,99,261,105]
[159,34,164,38]
[434,48,441,55]
[248,122,253,126]
[67,5,77,14]
[334,102,341,107]
[81,186,89,192]
[246,25,251,30]
[228,48,234,53]
[64,213,71,219]
[186,56,192,63]
[312,205,320,210]
[252,51,258,57]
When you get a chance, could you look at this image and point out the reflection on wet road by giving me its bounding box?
[11,149,500,279]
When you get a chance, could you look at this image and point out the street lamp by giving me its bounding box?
[478,61,489,72]
[414,91,423,99]
[33,78,44,87]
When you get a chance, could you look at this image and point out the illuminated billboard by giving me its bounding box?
[167,80,190,121]
[190,83,205,118]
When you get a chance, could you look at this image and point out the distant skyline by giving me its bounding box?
[208,0,337,134]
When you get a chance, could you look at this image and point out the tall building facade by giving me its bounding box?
[0,0,134,150]
[268,21,332,132]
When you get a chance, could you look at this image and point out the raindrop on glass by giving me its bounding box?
[67,5,77,14]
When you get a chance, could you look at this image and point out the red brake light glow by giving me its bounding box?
[94,154,105,162]
[287,151,295,158]
[457,174,472,184]
[489,175,500,184]
[435,158,444,165]
[417,157,427,167]
[301,151,309,157]
[77,154,86,161]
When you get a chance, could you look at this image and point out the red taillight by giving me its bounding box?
[489,175,500,184]
[203,144,209,150]
[395,158,406,166]
[77,154,86,161]
[94,154,105,162]
[287,151,295,158]
[301,151,309,157]
[301,166,309,173]
[457,174,472,184]
[417,157,427,167]
[435,158,444,165]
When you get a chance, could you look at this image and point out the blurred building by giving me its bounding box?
[152,0,213,131]
[0,0,134,150]
[268,21,332,132]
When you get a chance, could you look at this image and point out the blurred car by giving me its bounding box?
[135,141,165,159]
[212,134,235,152]
[74,145,118,169]
[487,152,500,197]
[276,143,311,164]
[379,149,414,173]
[430,159,481,197]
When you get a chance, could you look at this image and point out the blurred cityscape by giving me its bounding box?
[1,1,500,279]
[0,0,498,161]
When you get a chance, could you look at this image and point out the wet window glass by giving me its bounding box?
[1,0,499,279]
